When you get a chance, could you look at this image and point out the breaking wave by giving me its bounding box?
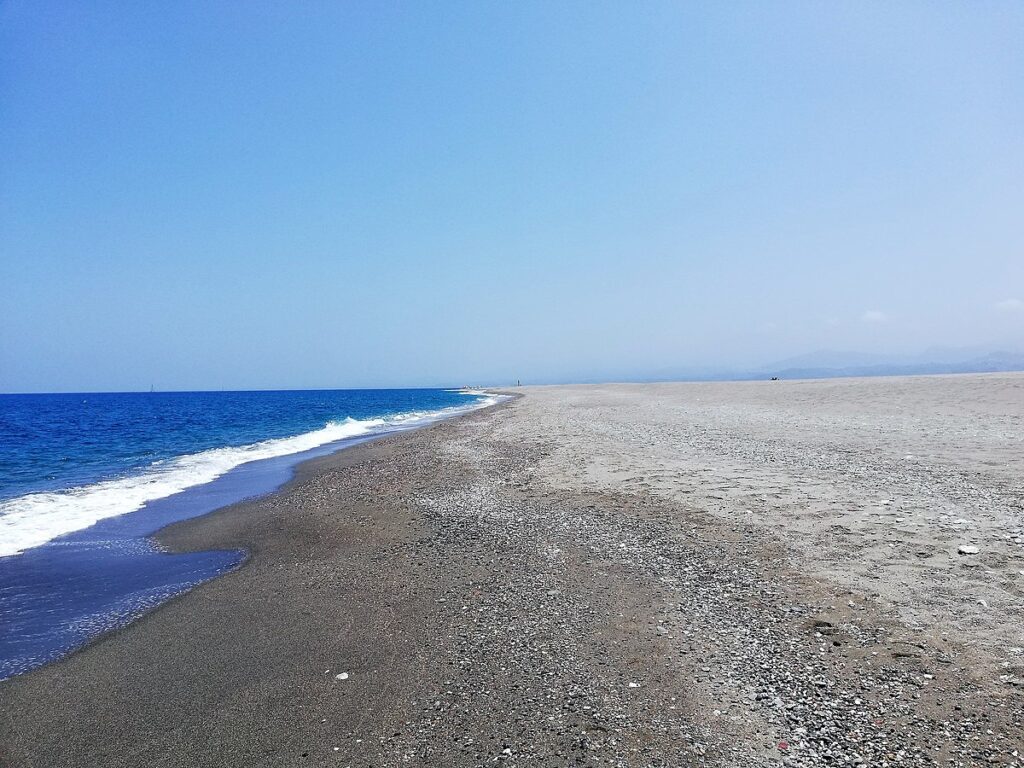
[0,393,502,558]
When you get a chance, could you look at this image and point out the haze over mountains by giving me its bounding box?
[763,347,1024,380]
[644,346,1024,384]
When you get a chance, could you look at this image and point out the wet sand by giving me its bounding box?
[1,375,1022,767]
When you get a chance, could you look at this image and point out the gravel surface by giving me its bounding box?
[1,376,1021,767]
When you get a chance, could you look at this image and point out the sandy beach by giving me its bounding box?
[1,374,1022,767]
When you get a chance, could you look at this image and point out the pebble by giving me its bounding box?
[309,395,1022,767]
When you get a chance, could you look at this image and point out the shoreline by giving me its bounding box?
[152,393,516,554]
[0,393,512,684]
[0,401,522,766]
[1,379,1020,767]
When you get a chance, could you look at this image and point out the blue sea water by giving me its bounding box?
[0,388,495,679]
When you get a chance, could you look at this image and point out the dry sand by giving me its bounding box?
[1,373,1021,767]
[511,374,1024,679]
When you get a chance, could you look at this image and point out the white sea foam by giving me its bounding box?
[0,394,505,558]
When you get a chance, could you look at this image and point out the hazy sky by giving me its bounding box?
[2,2,1022,391]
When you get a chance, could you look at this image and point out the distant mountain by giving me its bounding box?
[762,348,1024,380]
[640,346,1024,384]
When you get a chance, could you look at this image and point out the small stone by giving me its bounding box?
[958,545,980,555]
[335,672,350,680]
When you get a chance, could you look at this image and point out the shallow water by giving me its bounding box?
[0,388,496,679]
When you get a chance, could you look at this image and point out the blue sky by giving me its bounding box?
[2,2,1022,391]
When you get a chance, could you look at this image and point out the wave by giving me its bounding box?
[0,394,503,558]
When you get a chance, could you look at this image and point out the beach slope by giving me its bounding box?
[1,375,1022,766]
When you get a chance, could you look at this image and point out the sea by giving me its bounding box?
[0,388,500,680]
